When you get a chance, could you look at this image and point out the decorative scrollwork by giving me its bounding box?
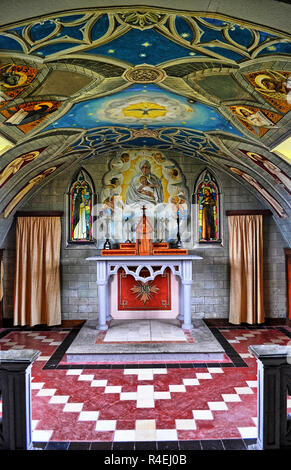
[72,125,219,159]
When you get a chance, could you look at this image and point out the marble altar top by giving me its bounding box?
[86,254,203,261]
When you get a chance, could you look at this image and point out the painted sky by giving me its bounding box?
[45,83,243,137]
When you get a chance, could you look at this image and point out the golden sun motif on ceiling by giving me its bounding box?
[122,101,168,119]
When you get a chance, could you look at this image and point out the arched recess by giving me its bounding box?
[66,168,97,245]
[193,168,223,246]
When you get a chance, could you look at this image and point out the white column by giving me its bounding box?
[181,259,193,330]
[96,260,109,330]
[177,262,184,321]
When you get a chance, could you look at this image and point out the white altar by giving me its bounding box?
[86,254,202,331]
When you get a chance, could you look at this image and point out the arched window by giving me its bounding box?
[68,169,95,243]
[194,169,221,244]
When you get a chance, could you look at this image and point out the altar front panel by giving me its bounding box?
[109,268,179,319]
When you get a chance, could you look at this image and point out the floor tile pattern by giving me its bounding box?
[1,324,291,446]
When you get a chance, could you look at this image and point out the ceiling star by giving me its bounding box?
[108,49,115,53]
[181,33,190,38]
[139,53,147,57]
[142,42,152,47]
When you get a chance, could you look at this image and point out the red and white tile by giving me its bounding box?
[0,326,290,442]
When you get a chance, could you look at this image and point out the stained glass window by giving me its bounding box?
[69,170,94,243]
[196,170,221,243]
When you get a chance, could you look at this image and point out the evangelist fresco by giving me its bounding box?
[239,150,291,194]
[0,100,61,133]
[0,147,46,188]
[2,166,59,218]
[0,63,38,103]
[228,105,281,137]
[245,70,291,113]
[228,166,286,218]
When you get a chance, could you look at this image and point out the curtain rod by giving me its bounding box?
[225,210,272,216]
[15,211,64,217]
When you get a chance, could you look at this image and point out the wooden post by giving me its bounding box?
[248,344,291,450]
[0,350,40,450]
[285,249,291,324]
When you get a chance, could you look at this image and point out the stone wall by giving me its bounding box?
[2,152,288,322]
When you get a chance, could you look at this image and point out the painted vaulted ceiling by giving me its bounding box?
[0,0,290,244]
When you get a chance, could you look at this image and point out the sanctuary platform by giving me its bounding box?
[65,318,226,363]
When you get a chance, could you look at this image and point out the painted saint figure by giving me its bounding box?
[126,159,163,206]
[3,166,57,218]
[72,186,91,241]
[200,186,216,240]
[254,71,290,101]
[229,167,286,218]
[4,103,57,127]
[0,150,41,187]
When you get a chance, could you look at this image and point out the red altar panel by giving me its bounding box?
[118,267,171,310]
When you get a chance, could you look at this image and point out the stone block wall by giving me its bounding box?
[2,153,288,322]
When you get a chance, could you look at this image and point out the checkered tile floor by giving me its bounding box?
[1,323,291,446]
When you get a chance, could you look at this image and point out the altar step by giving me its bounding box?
[65,319,227,364]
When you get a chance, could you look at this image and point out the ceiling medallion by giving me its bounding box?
[123,66,166,84]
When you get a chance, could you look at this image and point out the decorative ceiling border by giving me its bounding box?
[0,7,290,63]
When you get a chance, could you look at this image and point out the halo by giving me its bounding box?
[22,150,40,160]
[33,101,54,110]
[246,151,264,161]
[233,106,252,117]
[229,166,243,175]
[1,66,28,88]
[254,74,273,89]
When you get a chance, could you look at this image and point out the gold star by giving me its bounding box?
[142,42,152,47]
[108,49,115,53]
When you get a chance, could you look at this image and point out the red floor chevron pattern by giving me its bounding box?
[0,325,291,443]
